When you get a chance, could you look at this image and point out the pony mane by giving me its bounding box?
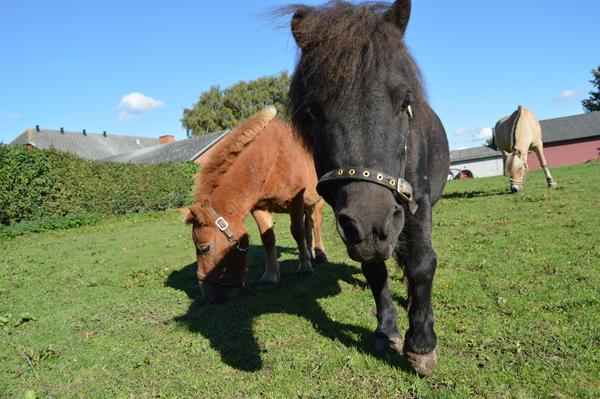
[282,1,425,98]
[194,107,277,202]
[510,105,523,150]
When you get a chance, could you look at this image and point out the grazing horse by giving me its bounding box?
[181,108,327,303]
[494,106,557,192]
[286,0,449,376]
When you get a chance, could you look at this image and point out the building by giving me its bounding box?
[527,111,600,169]
[449,146,503,179]
[10,126,159,161]
[9,126,228,164]
[104,131,227,164]
[449,111,600,179]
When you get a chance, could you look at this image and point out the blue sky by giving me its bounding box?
[1,1,598,150]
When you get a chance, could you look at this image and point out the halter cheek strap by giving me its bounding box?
[203,204,248,253]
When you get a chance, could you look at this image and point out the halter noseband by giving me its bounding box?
[315,104,418,214]
[317,167,418,214]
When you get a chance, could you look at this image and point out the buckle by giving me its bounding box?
[215,217,229,231]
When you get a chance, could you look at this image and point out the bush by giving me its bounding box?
[0,213,104,239]
[0,145,200,225]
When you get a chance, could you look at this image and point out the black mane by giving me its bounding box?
[282,1,427,140]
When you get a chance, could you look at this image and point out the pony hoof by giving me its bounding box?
[373,333,402,356]
[548,181,557,188]
[405,348,439,377]
[314,250,328,264]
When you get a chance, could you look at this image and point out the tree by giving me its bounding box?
[582,65,600,113]
[182,72,291,136]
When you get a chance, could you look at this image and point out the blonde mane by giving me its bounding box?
[194,107,277,202]
[510,105,523,150]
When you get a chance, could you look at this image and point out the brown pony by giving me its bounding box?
[181,108,327,302]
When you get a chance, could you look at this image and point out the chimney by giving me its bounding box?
[103,131,107,137]
[60,127,64,134]
[83,129,87,136]
[159,135,175,144]
[36,125,40,132]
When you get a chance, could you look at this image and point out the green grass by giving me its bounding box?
[1,161,599,398]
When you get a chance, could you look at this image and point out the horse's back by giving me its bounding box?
[250,119,319,210]
[494,107,541,153]
[494,115,513,153]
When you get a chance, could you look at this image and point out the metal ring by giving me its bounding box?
[349,169,356,176]
[337,169,344,175]
[389,179,396,187]
[377,174,384,181]
[363,171,370,177]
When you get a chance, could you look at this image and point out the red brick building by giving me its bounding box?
[528,111,600,170]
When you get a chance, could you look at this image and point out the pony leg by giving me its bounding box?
[251,209,280,286]
[532,143,556,187]
[361,261,402,355]
[303,206,314,261]
[312,199,328,263]
[397,201,439,376]
[289,194,314,277]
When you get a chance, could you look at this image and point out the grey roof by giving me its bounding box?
[450,146,501,163]
[540,111,600,143]
[452,111,600,163]
[102,130,228,164]
[10,128,159,160]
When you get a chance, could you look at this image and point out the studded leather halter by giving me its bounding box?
[315,104,418,214]
[318,166,418,214]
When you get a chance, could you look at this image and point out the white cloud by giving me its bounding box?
[472,127,492,140]
[118,92,165,121]
[553,89,580,101]
[451,126,493,144]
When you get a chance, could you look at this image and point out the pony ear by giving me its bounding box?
[384,0,411,34]
[179,205,202,225]
[291,7,314,50]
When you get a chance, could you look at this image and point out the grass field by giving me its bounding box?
[1,161,599,398]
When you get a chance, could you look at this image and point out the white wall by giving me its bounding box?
[451,157,504,178]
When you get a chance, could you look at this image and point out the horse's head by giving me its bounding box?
[289,0,418,263]
[505,150,528,192]
[181,205,249,303]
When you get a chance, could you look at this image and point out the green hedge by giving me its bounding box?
[0,145,200,225]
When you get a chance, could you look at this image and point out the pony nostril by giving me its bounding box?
[380,207,403,241]
[336,213,364,244]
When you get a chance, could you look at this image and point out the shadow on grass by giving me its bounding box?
[165,244,412,373]
[442,189,508,200]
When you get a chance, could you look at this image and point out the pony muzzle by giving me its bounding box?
[509,178,523,193]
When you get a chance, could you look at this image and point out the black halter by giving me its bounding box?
[315,105,418,214]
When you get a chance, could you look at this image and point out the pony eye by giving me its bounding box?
[390,84,412,115]
[197,244,212,255]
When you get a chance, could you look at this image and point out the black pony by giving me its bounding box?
[286,0,449,376]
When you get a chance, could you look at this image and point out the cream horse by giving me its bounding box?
[494,106,556,192]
